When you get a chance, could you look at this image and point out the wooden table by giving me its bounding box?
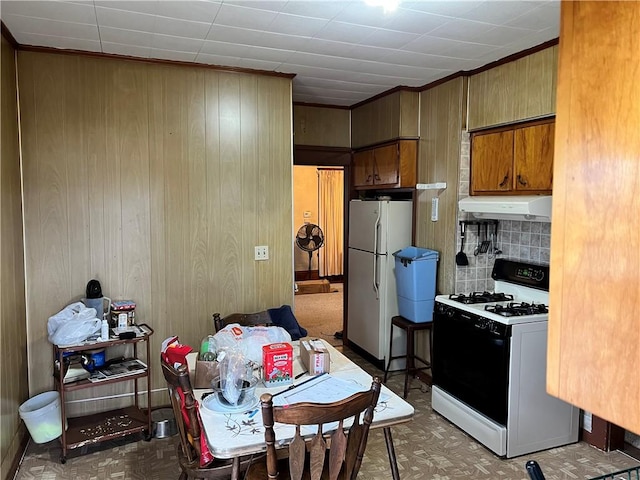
[194,340,414,480]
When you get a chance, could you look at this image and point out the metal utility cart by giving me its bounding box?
[53,324,153,463]
[526,460,640,479]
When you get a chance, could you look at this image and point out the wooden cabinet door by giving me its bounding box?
[471,130,514,193]
[372,143,399,185]
[514,122,554,191]
[353,149,374,187]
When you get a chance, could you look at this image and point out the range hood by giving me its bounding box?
[458,195,552,222]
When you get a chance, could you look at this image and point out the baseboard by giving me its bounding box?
[3,425,29,480]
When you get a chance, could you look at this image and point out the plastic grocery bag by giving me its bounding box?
[211,324,291,365]
[47,302,102,346]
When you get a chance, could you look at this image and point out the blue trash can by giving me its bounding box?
[393,247,439,323]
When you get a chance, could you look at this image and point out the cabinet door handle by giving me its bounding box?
[374,173,381,181]
[517,175,527,186]
[366,174,373,183]
[499,174,509,187]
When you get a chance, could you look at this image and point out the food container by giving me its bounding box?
[262,342,293,387]
[110,300,136,328]
[210,375,258,408]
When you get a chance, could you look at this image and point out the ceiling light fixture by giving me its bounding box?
[363,0,400,14]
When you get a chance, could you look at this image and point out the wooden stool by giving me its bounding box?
[383,316,433,399]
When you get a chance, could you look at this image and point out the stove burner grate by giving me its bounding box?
[449,291,514,304]
[484,302,549,317]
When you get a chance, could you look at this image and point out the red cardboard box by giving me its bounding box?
[262,342,293,387]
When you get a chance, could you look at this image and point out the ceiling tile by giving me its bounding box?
[473,25,537,47]
[314,21,377,43]
[265,13,328,37]
[155,1,221,23]
[98,26,154,48]
[378,50,480,70]
[223,1,288,13]
[507,3,560,30]
[255,31,313,51]
[0,1,97,24]
[200,39,250,57]
[400,1,483,17]
[360,28,420,49]
[281,1,351,20]
[237,57,282,70]
[428,18,496,43]
[151,33,204,53]
[244,45,294,63]
[94,1,158,16]
[402,34,499,59]
[382,8,450,34]
[95,7,157,32]
[205,24,262,44]
[3,14,99,41]
[334,2,400,28]
[152,15,212,39]
[214,3,279,30]
[459,1,541,25]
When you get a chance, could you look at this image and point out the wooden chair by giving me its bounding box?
[214,311,273,332]
[247,377,382,480]
[160,356,261,480]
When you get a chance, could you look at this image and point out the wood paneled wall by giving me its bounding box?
[351,90,419,148]
[468,45,557,130]
[415,77,467,296]
[293,105,350,147]
[1,35,29,480]
[18,51,293,415]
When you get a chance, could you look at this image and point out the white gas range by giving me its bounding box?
[431,259,579,458]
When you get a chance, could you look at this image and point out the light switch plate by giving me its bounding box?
[255,246,269,261]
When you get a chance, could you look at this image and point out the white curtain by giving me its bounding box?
[318,169,344,277]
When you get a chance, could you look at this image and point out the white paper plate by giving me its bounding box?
[202,393,259,414]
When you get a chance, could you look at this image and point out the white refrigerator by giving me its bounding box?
[347,199,413,367]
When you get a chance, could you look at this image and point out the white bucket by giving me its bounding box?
[18,391,64,443]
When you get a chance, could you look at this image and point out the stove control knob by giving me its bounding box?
[532,269,545,281]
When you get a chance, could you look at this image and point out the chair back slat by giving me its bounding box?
[289,427,305,480]
[343,420,363,478]
[215,310,273,331]
[259,377,381,480]
[328,420,347,480]
[309,429,326,480]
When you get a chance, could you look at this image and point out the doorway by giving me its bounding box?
[292,146,351,345]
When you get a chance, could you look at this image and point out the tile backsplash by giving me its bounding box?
[455,131,551,294]
[454,220,551,294]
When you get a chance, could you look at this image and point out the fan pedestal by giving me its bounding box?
[294,279,331,295]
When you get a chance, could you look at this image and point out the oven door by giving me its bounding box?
[432,303,511,425]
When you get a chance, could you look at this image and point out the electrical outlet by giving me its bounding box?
[254,246,269,261]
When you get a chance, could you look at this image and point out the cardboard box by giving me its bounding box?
[299,338,330,376]
[262,342,293,387]
[194,359,220,389]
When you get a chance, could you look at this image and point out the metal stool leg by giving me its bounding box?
[384,322,395,383]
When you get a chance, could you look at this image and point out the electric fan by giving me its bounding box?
[295,223,325,271]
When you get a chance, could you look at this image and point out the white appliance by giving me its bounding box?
[431,259,579,458]
[458,195,552,222]
[347,200,412,366]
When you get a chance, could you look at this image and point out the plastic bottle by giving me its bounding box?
[101,319,109,341]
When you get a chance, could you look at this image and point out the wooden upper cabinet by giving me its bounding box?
[353,149,375,187]
[471,130,514,193]
[468,45,558,130]
[471,119,554,195]
[353,140,416,190]
[372,143,400,185]
[514,122,554,191]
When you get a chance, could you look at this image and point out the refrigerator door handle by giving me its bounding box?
[373,254,380,299]
[372,208,382,299]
